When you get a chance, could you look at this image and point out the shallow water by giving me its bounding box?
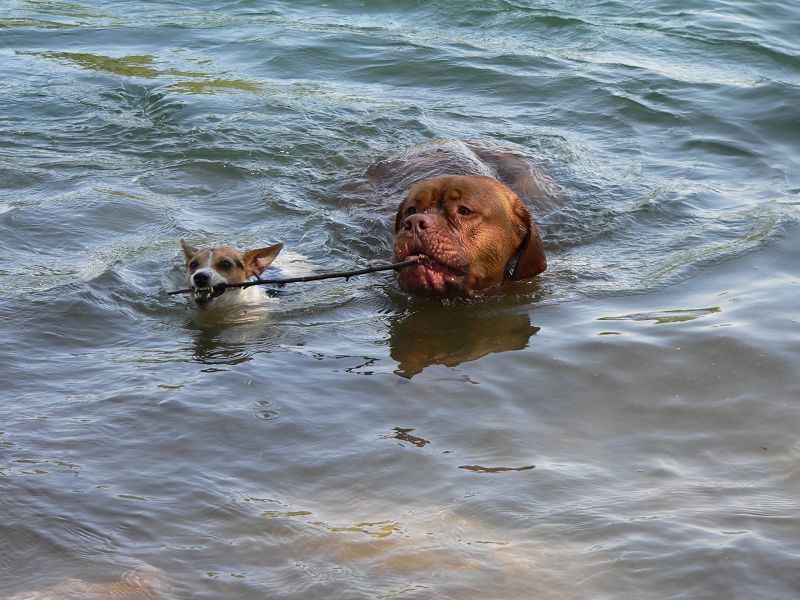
[1,1,799,598]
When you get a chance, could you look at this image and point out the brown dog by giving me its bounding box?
[379,140,553,297]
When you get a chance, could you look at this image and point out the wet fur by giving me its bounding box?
[180,240,282,309]
[379,141,554,296]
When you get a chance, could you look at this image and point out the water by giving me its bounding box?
[1,1,799,598]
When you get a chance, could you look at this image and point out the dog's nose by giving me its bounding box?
[193,271,210,286]
[404,213,434,234]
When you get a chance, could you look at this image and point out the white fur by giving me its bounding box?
[185,245,314,312]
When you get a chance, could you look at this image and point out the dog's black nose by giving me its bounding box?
[193,271,210,286]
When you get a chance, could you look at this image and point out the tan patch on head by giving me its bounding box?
[209,247,249,284]
[185,248,211,271]
[180,242,248,284]
[180,241,283,284]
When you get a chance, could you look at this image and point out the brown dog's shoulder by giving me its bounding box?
[368,139,562,212]
[463,140,563,212]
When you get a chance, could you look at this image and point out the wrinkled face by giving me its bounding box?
[392,175,532,297]
[180,240,282,309]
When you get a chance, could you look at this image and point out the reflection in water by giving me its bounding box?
[388,305,539,377]
[3,565,171,600]
[37,52,160,78]
[381,427,430,448]
[188,324,257,366]
[458,464,536,473]
[313,519,402,539]
[182,295,290,364]
[597,306,721,324]
[34,51,263,96]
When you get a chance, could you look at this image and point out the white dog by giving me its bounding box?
[180,239,284,310]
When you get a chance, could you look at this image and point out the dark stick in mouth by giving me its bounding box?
[167,256,427,296]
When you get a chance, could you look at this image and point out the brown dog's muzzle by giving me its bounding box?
[394,213,471,297]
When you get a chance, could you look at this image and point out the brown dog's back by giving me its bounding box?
[366,139,561,212]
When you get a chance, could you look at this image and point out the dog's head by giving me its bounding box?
[180,240,283,309]
[392,175,546,296]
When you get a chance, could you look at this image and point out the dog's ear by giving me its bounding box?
[394,201,406,233]
[243,243,283,277]
[510,203,547,280]
[180,239,198,260]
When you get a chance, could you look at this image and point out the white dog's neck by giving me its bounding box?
[213,284,266,308]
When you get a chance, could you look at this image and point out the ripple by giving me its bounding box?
[252,399,280,421]
[458,465,536,474]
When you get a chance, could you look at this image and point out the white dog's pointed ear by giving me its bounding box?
[180,239,198,260]
[243,243,283,277]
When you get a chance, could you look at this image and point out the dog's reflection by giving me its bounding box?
[388,305,539,377]
[182,288,539,376]
[183,289,294,365]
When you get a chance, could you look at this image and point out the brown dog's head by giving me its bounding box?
[392,175,546,297]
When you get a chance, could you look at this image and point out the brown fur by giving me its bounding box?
[392,174,547,296]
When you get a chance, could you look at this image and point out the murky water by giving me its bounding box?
[1,1,799,598]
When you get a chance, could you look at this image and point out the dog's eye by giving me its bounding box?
[189,260,199,269]
[405,206,417,216]
[457,206,473,216]
[218,259,233,270]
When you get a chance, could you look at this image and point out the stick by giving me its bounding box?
[166,256,425,296]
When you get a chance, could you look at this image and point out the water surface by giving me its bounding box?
[1,1,799,598]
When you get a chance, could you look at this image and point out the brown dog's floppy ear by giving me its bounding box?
[511,205,547,280]
[180,239,198,260]
[243,243,283,277]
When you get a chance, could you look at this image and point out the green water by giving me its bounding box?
[1,1,799,598]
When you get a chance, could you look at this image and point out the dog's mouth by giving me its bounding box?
[404,251,465,273]
[397,251,468,295]
[192,285,226,307]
